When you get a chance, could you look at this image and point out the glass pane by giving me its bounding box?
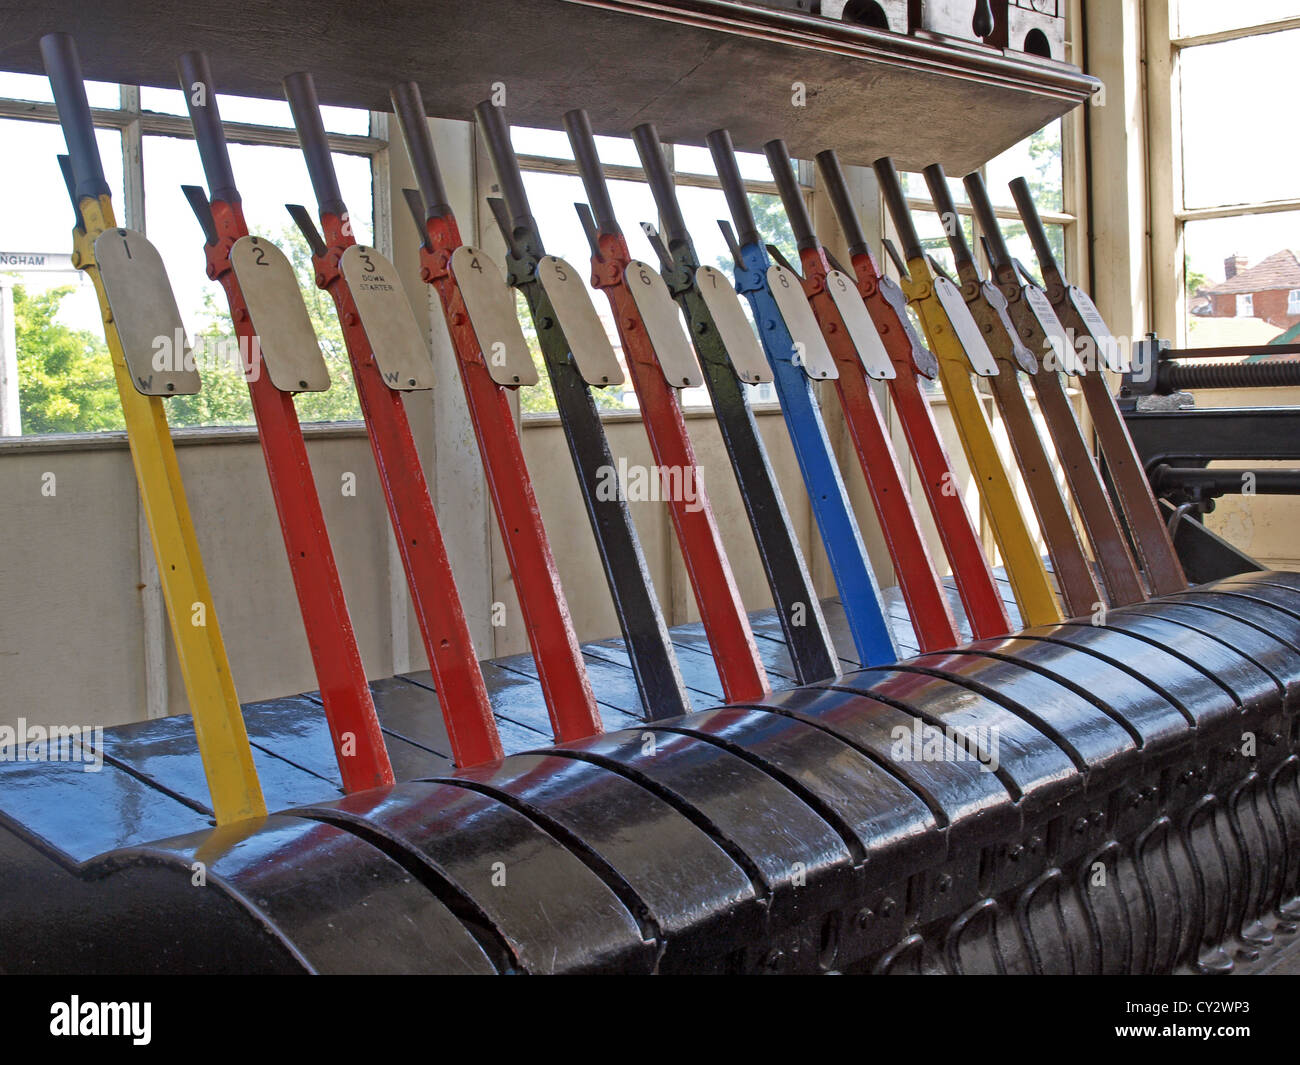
[1180,31,1300,209]
[672,143,775,183]
[985,119,1062,211]
[0,71,119,108]
[993,219,1065,288]
[900,169,968,205]
[141,85,369,134]
[511,125,573,159]
[1177,0,1298,37]
[1182,211,1300,347]
[142,134,372,426]
[913,208,975,279]
[0,120,126,435]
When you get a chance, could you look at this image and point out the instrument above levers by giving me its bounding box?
[964,170,1146,607]
[177,50,393,791]
[1009,177,1189,596]
[475,97,692,721]
[764,138,960,653]
[815,149,1012,640]
[389,81,601,743]
[631,121,839,684]
[563,109,769,703]
[40,32,265,823]
[709,128,899,666]
[921,163,1107,617]
[283,71,502,768]
[873,155,1062,627]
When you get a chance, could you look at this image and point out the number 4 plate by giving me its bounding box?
[449,246,538,387]
[93,228,201,396]
[230,236,330,393]
[340,245,435,390]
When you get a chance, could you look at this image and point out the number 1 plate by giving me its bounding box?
[766,264,837,380]
[449,246,537,387]
[93,228,201,396]
[826,269,895,380]
[340,245,434,390]
[932,274,999,377]
[230,236,330,393]
[624,261,702,389]
[536,255,624,387]
[694,266,771,384]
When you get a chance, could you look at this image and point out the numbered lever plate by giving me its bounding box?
[93,228,201,396]
[694,266,771,384]
[1067,286,1127,373]
[340,245,435,391]
[1024,286,1084,376]
[624,261,702,389]
[230,236,330,393]
[826,269,895,380]
[932,275,998,377]
[448,246,538,387]
[536,255,624,387]
[766,264,837,380]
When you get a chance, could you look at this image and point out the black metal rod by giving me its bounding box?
[631,123,689,246]
[1009,177,1061,280]
[1153,465,1300,497]
[871,157,923,263]
[283,71,347,216]
[39,33,111,203]
[706,129,759,247]
[475,99,534,233]
[562,109,618,233]
[963,170,1012,270]
[922,164,973,267]
[176,51,241,205]
[814,149,869,257]
[763,139,817,251]
[390,81,453,218]
[1161,356,1300,393]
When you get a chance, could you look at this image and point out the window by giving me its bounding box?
[511,126,802,415]
[0,79,380,436]
[1162,6,1300,346]
[1289,290,1300,315]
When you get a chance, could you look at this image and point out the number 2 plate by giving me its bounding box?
[624,261,702,389]
[826,269,895,380]
[766,264,837,380]
[694,266,771,384]
[449,246,537,387]
[230,236,330,393]
[340,245,434,390]
[93,228,201,396]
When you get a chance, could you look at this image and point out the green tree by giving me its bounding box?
[12,283,123,434]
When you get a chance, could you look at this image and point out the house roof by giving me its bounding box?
[1205,249,1300,295]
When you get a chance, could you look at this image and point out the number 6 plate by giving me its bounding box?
[230,236,330,393]
[340,245,435,390]
[624,261,702,389]
[449,246,537,387]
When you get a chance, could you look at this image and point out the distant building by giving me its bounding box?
[1201,250,1300,331]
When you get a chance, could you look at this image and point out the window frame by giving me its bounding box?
[0,82,387,437]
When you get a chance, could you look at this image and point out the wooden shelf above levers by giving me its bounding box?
[0,0,1098,171]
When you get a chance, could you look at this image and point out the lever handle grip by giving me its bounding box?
[922,163,973,267]
[39,33,111,203]
[177,51,241,205]
[706,129,759,247]
[814,150,868,257]
[390,81,453,218]
[872,156,923,263]
[763,139,817,251]
[563,109,618,233]
[631,123,689,246]
[283,71,347,217]
[1009,177,1062,280]
[475,98,534,232]
[963,170,1012,271]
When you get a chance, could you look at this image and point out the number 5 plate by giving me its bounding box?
[230,236,330,393]
[536,255,624,387]
[93,228,201,396]
[340,245,434,390]
[624,261,701,389]
[449,246,537,386]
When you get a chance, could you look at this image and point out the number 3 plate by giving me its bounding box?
[340,245,435,390]
[230,236,330,393]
